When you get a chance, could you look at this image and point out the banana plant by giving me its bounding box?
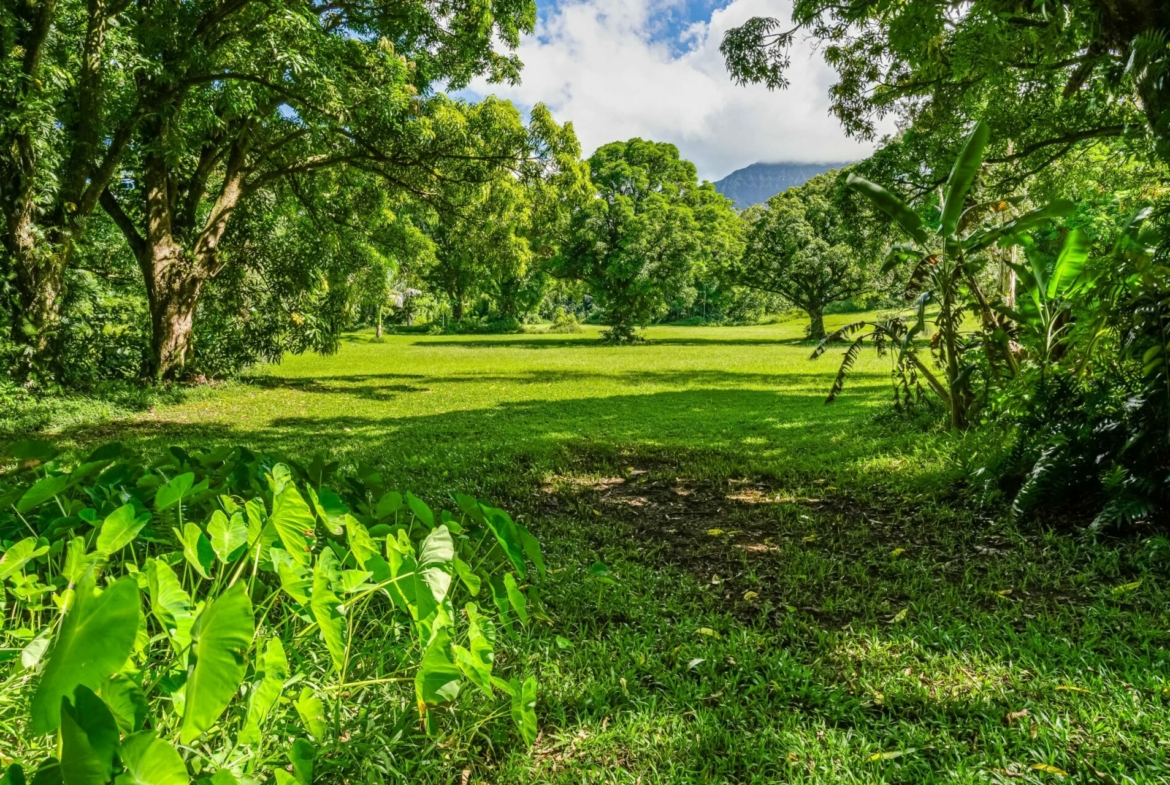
[817,120,1074,428]
[993,229,1093,379]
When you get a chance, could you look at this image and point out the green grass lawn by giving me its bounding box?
[38,315,1170,784]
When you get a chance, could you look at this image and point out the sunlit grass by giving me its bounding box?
[38,313,1170,784]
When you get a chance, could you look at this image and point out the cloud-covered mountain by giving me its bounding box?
[714,161,851,209]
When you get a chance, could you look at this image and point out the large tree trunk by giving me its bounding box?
[4,206,67,380]
[807,306,826,341]
[142,242,204,382]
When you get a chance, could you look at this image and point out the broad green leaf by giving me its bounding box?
[964,200,1076,254]
[517,525,545,579]
[344,515,378,568]
[175,523,214,580]
[207,511,247,563]
[488,575,512,632]
[846,173,930,247]
[0,763,25,785]
[269,483,315,566]
[454,604,495,696]
[375,491,403,519]
[31,575,140,734]
[154,473,195,511]
[483,509,526,578]
[101,675,147,735]
[294,688,327,741]
[62,538,93,584]
[290,739,314,785]
[503,573,528,624]
[940,121,989,237]
[239,638,288,745]
[308,487,346,536]
[414,526,454,623]
[453,558,481,596]
[96,505,149,558]
[180,582,254,745]
[0,538,50,582]
[208,771,238,785]
[244,498,266,547]
[271,549,311,604]
[31,759,61,785]
[60,687,119,785]
[509,676,539,746]
[1048,228,1091,298]
[145,559,195,655]
[114,733,187,785]
[17,474,70,514]
[341,570,372,593]
[406,492,434,526]
[311,548,347,671]
[415,627,461,713]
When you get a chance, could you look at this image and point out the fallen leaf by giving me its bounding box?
[996,588,1013,596]
[890,548,905,558]
[742,591,759,601]
[1031,763,1068,777]
[802,534,817,543]
[889,608,908,623]
[1006,709,1028,724]
[695,628,720,638]
[1055,685,1091,694]
[687,658,704,670]
[1111,580,1141,595]
[786,753,799,764]
[707,528,725,537]
[868,749,913,762]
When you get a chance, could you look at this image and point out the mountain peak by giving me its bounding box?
[714,161,851,209]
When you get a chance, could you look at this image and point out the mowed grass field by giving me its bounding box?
[51,315,1170,784]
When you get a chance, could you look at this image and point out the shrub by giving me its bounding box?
[0,442,547,782]
[547,309,583,334]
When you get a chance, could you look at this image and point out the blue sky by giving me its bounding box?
[466,0,887,181]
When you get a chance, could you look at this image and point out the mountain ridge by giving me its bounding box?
[714,161,852,209]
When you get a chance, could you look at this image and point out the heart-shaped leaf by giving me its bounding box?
[180,582,254,745]
[114,732,187,785]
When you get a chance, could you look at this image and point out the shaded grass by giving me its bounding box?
[23,316,1170,784]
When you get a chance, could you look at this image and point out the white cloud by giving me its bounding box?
[468,0,884,182]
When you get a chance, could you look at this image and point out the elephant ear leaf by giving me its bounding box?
[509,676,539,747]
[940,121,989,237]
[114,732,188,785]
[180,581,254,745]
[845,173,930,247]
[31,575,140,734]
[60,686,120,785]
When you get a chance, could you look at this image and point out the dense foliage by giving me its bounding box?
[0,440,546,782]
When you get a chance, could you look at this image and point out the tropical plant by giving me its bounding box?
[0,440,547,783]
[816,121,1073,428]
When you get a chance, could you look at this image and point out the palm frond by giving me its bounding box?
[826,335,867,403]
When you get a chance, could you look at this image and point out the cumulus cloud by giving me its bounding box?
[467,0,884,181]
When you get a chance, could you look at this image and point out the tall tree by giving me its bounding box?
[721,1,1170,177]
[734,171,871,340]
[557,139,740,341]
[1,0,138,380]
[89,0,536,380]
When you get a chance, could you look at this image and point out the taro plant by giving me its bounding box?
[815,120,1074,429]
[0,441,547,783]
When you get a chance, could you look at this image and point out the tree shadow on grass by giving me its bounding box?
[410,335,813,349]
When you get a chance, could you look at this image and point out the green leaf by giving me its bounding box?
[483,508,527,579]
[453,558,481,596]
[0,538,50,582]
[940,121,989,237]
[175,523,214,580]
[154,473,196,511]
[413,525,454,624]
[309,486,347,536]
[239,638,288,745]
[61,686,119,785]
[344,515,378,569]
[207,511,248,563]
[845,173,930,247]
[1048,228,1091,298]
[101,675,148,735]
[517,525,545,579]
[114,733,187,785]
[271,549,312,605]
[145,559,195,656]
[375,491,403,519]
[415,627,461,713]
[509,676,539,746]
[290,739,315,785]
[180,581,254,745]
[31,575,140,734]
[964,200,1076,254]
[311,548,347,671]
[269,483,315,566]
[454,603,495,696]
[503,572,528,624]
[406,492,434,527]
[0,763,25,785]
[96,505,149,558]
[294,687,327,741]
[17,474,70,514]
